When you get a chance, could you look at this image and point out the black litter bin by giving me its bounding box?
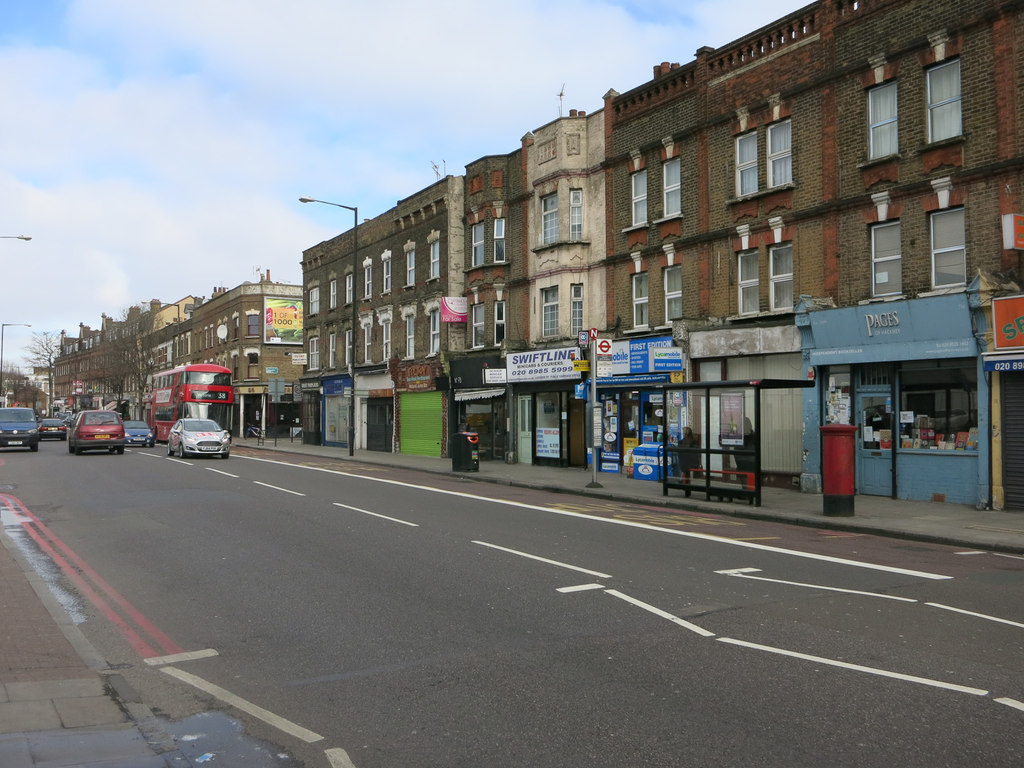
[452,431,480,472]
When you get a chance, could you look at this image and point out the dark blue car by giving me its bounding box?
[123,420,156,447]
[0,407,40,452]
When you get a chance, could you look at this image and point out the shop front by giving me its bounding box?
[450,355,508,462]
[507,347,584,467]
[986,293,1024,510]
[592,336,684,474]
[321,373,352,448]
[394,360,447,458]
[797,292,987,506]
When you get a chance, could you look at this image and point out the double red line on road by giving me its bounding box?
[1,492,184,660]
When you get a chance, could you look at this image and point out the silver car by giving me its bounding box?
[166,418,231,459]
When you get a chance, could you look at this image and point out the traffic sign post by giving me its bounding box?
[587,336,603,488]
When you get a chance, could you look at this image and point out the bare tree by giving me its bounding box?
[24,330,61,413]
[102,305,161,418]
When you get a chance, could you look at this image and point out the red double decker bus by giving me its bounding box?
[148,364,235,442]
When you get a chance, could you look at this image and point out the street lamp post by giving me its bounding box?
[0,323,32,407]
[299,196,359,456]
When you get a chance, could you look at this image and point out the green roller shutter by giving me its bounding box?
[400,391,443,457]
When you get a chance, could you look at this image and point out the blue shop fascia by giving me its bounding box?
[797,288,989,507]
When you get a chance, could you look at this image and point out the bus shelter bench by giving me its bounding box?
[679,467,756,504]
[689,467,755,490]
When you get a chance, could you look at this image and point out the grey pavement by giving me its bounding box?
[2,439,1022,768]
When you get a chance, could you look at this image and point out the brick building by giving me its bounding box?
[301,176,465,456]
[601,0,1023,506]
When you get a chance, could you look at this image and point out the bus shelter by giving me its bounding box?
[659,379,813,506]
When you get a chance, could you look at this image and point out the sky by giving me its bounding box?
[0,0,806,371]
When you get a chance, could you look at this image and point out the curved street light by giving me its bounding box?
[0,235,31,241]
[1,323,32,407]
[300,196,359,456]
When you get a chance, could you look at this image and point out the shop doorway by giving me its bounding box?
[1003,375,1024,510]
[365,399,393,452]
[857,388,894,496]
[517,394,533,464]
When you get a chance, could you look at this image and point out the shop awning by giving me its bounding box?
[454,387,506,402]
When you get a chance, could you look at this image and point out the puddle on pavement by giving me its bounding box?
[160,710,305,766]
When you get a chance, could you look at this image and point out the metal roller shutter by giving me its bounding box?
[1003,376,1024,510]
[400,391,443,457]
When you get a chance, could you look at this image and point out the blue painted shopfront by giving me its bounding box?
[797,292,989,507]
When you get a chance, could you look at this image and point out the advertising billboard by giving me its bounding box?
[265,298,304,345]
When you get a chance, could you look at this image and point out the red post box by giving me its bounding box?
[820,424,858,516]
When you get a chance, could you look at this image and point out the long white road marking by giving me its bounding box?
[333,502,418,527]
[995,697,1024,712]
[240,455,952,580]
[557,583,606,593]
[160,666,324,743]
[206,467,239,478]
[144,648,220,666]
[473,541,612,578]
[325,746,359,768]
[253,481,306,496]
[604,589,716,637]
[716,567,919,602]
[717,637,990,696]
[925,602,1024,630]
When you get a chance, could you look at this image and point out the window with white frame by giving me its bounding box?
[382,255,392,293]
[541,286,559,337]
[308,336,320,370]
[472,222,485,267]
[345,273,354,304]
[494,219,506,262]
[931,207,966,288]
[429,239,440,279]
[363,323,372,363]
[664,265,682,319]
[769,243,794,311]
[381,319,391,360]
[632,273,649,328]
[542,193,558,244]
[429,308,440,355]
[570,283,584,337]
[344,329,352,368]
[363,262,372,299]
[871,221,902,296]
[494,300,505,346]
[927,59,961,143]
[738,251,759,315]
[405,314,415,358]
[736,132,758,196]
[569,189,583,240]
[329,279,338,309]
[868,82,898,159]
[328,332,336,367]
[767,120,792,187]
[631,169,648,226]
[663,157,681,217]
[309,286,320,315]
[406,249,415,286]
[471,303,485,348]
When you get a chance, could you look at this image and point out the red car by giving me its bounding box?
[68,410,126,455]
[38,418,68,441]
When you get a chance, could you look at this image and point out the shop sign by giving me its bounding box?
[993,295,1024,350]
[506,347,581,381]
[612,336,675,375]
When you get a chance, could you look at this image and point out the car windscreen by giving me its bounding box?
[184,420,221,431]
[84,413,120,425]
[0,408,35,422]
[123,421,149,429]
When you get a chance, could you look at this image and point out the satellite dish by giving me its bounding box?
[217,324,228,341]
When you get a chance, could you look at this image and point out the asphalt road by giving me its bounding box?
[3,442,1023,767]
